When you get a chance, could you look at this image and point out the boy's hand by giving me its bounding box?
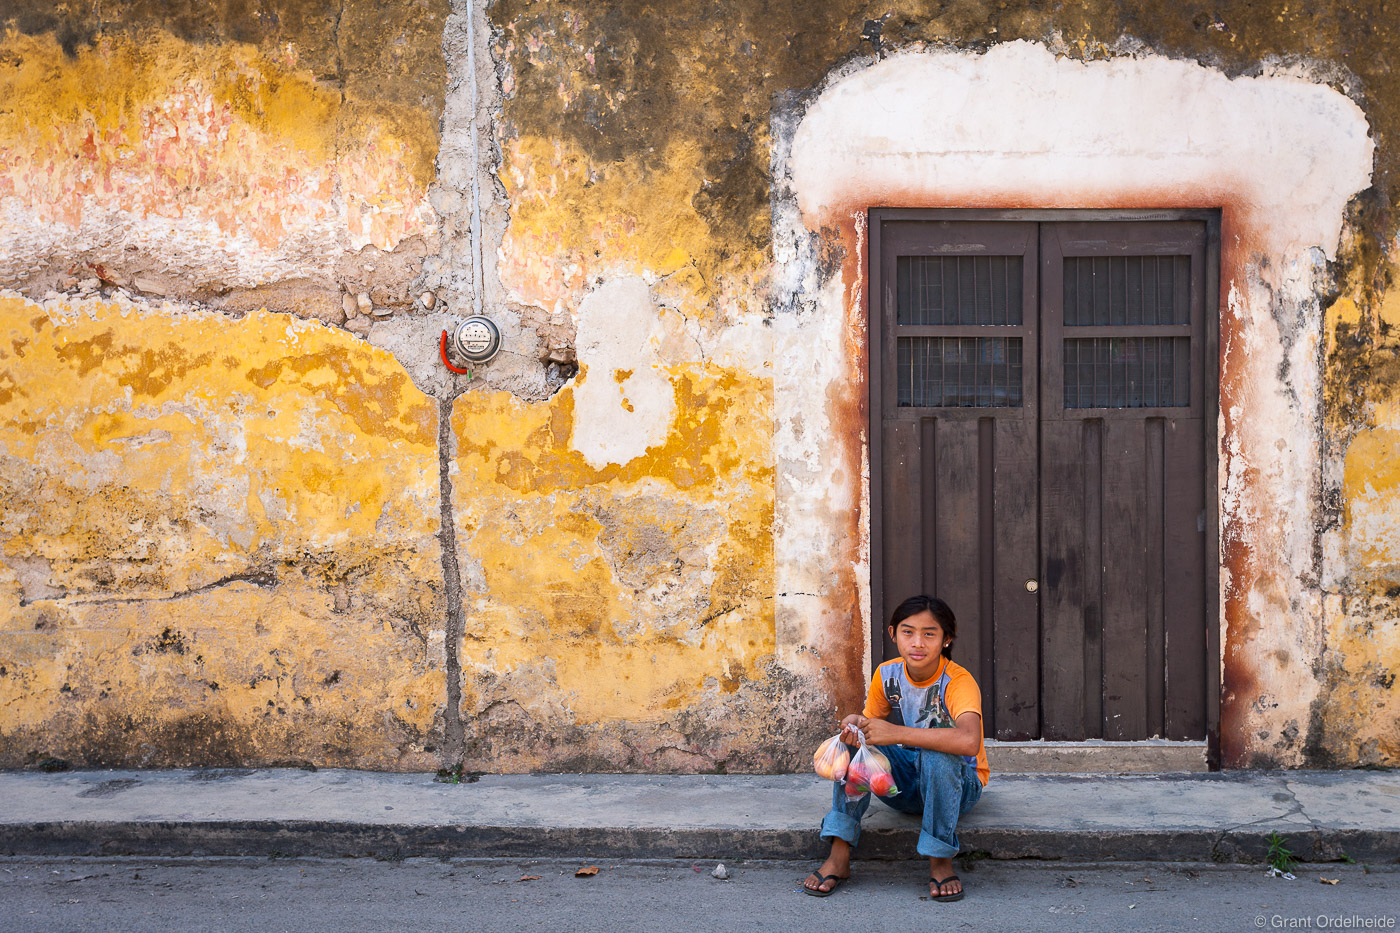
[839,714,866,744]
[861,716,899,746]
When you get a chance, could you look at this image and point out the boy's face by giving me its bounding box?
[889,609,948,679]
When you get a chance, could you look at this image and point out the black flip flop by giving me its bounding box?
[803,871,847,897]
[930,873,965,902]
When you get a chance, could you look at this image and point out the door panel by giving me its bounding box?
[880,417,924,661]
[1163,420,1208,739]
[873,214,1212,742]
[875,222,1039,737]
[1099,417,1150,741]
[1038,221,1209,740]
[1039,418,1097,740]
[927,418,984,693]
[988,417,1040,740]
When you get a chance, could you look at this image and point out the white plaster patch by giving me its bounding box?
[792,43,1371,262]
[5,555,66,603]
[775,41,1375,760]
[1348,479,1400,565]
[569,277,677,469]
[770,269,859,674]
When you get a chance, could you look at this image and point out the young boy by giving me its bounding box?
[803,594,989,902]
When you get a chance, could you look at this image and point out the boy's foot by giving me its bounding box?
[803,845,851,896]
[928,856,964,901]
[803,870,846,897]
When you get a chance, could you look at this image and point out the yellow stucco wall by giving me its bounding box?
[1320,282,1400,765]
[449,368,781,770]
[0,298,444,767]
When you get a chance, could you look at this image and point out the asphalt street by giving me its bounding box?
[2,856,1397,933]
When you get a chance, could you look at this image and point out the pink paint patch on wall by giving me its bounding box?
[0,34,435,288]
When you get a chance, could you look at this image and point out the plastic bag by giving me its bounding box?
[842,730,899,798]
[813,733,850,781]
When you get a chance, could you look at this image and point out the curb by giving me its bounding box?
[4,822,1395,863]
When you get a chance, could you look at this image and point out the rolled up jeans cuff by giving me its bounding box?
[917,828,961,859]
[820,809,861,848]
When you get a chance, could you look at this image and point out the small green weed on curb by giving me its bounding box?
[434,764,482,785]
[1266,831,1295,875]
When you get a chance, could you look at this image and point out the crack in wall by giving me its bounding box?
[698,605,738,627]
[437,396,466,767]
[19,570,278,608]
[333,0,347,94]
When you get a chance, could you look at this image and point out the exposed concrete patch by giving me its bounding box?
[986,740,1210,773]
[207,280,349,327]
[459,658,830,773]
[775,41,1375,765]
[8,555,66,605]
[570,278,678,469]
[386,0,580,403]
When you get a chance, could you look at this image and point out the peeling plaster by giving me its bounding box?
[0,6,574,408]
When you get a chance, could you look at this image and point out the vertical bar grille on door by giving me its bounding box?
[898,337,1024,407]
[898,256,1024,325]
[1063,256,1189,325]
[1063,337,1189,408]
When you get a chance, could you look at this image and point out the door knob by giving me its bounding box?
[1025,579,1039,593]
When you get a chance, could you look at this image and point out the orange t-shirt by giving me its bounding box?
[864,656,990,786]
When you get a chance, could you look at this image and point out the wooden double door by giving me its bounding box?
[870,212,1218,742]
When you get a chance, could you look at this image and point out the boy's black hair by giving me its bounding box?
[888,594,957,659]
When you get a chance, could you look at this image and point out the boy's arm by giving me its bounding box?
[857,711,982,756]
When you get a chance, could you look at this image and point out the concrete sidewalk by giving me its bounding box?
[1,769,1396,864]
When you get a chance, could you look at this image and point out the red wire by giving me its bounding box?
[440,329,472,374]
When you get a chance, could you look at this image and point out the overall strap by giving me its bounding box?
[934,666,979,766]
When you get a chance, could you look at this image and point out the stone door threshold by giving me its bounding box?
[985,739,1210,773]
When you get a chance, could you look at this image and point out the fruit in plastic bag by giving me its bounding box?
[813,734,850,781]
[844,759,871,794]
[868,771,896,796]
[845,738,900,798]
